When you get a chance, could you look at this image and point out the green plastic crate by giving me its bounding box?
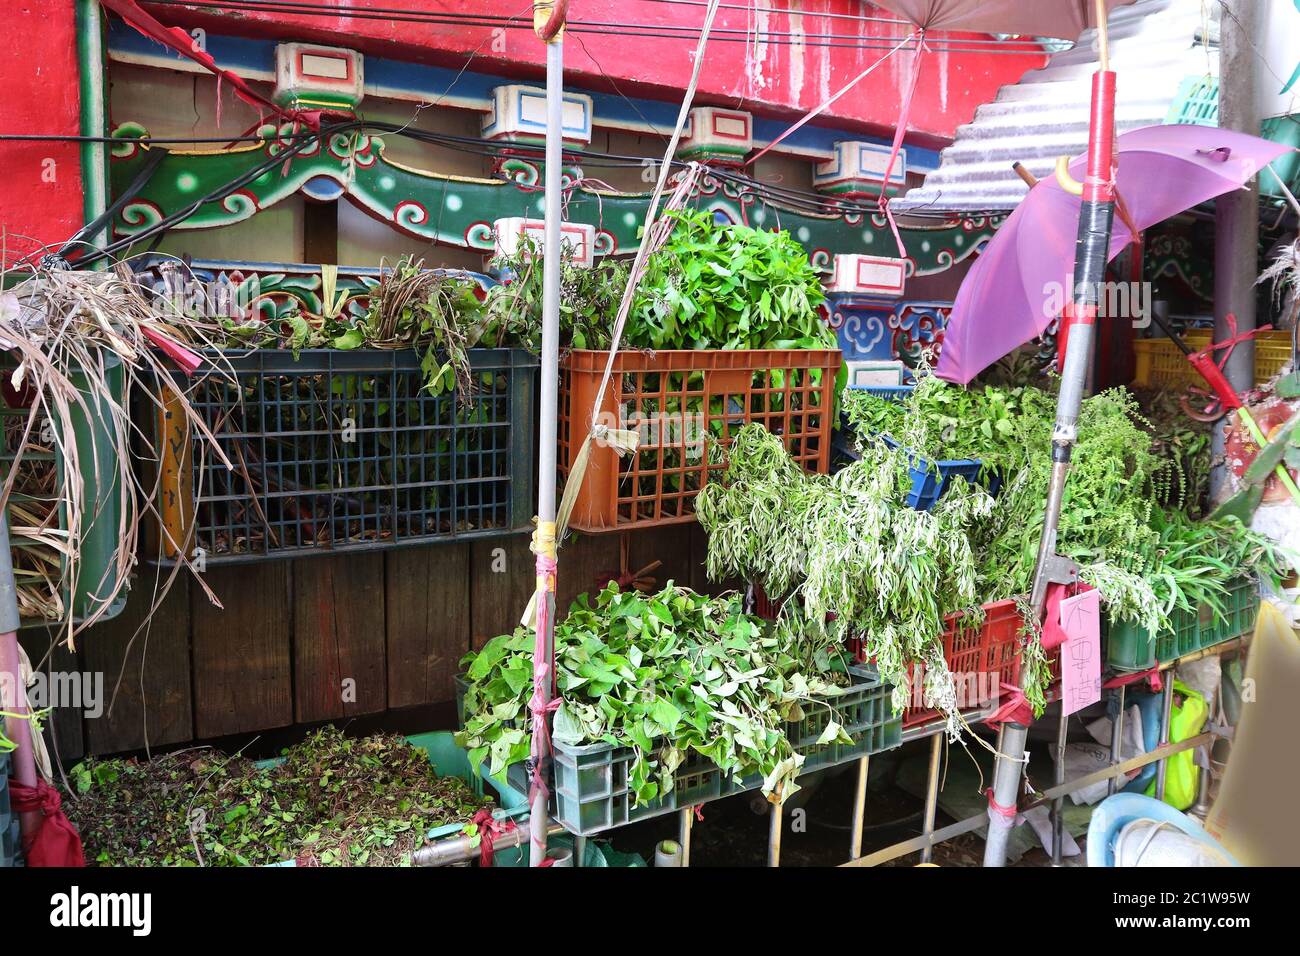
[1106,576,1259,672]
[534,665,902,837]
[1,353,127,627]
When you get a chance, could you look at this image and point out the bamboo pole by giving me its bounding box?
[528,2,567,869]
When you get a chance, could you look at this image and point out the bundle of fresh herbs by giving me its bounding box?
[630,209,836,350]
[827,374,1287,717]
[65,727,493,867]
[456,581,859,806]
[484,209,837,353]
[696,423,998,726]
[841,374,1056,478]
[481,241,631,351]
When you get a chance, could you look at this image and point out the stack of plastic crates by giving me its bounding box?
[1106,575,1259,672]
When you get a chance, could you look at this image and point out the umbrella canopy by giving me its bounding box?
[935,124,1293,385]
[873,0,1138,40]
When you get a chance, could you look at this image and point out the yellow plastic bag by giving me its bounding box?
[1143,680,1206,811]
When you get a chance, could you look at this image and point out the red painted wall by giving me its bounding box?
[146,0,1044,146]
[0,1,85,268]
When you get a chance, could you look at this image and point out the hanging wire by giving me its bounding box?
[132,0,1048,54]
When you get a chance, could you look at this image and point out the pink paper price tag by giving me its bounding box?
[1059,589,1101,716]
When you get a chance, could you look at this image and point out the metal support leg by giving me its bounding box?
[849,755,870,861]
[767,801,783,868]
[982,723,1027,868]
[920,734,942,864]
[1107,685,1126,796]
[1052,708,1069,866]
[678,808,693,867]
[1190,766,1213,820]
[1155,679,1175,801]
[574,835,586,868]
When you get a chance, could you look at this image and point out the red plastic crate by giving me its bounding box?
[749,587,1063,732]
[903,600,1025,729]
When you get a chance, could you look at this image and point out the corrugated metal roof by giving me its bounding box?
[895,0,1219,213]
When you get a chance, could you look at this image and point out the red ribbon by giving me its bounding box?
[9,780,85,867]
[1102,667,1163,692]
[876,33,928,259]
[528,554,561,840]
[985,788,1018,820]
[982,682,1035,727]
[471,808,517,868]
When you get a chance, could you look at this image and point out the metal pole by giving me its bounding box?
[1211,0,1261,501]
[1191,766,1213,820]
[678,807,693,867]
[920,734,942,864]
[1107,685,1126,797]
[767,801,783,867]
[1051,710,1069,865]
[983,722,1027,868]
[0,516,42,844]
[983,0,1117,867]
[849,755,870,860]
[1155,677,1175,801]
[528,12,566,869]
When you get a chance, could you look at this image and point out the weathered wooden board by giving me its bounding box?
[17,626,85,764]
[468,533,533,652]
[293,553,387,723]
[386,543,469,709]
[79,575,193,755]
[192,563,292,738]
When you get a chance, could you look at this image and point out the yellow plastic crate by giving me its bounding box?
[1132,330,1293,389]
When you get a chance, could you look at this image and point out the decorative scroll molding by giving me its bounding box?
[110,123,1000,277]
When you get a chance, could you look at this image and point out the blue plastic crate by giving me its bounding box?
[853,384,913,403]
[880,435,1002,511]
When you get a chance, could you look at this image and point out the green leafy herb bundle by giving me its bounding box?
[65,727,492,867]
[696,423,997,726]
[631,208,836,351]
[216,256,492,400]
[841,375,1056,477]
[484,209,837,353]
[482,241,631,351]
[456,582,859,807]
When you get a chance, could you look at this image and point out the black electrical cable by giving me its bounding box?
[56,145,171,262]
[77,120,364,268]
[133,0,1047,55]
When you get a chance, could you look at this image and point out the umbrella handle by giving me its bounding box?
[1055,156,1083,196]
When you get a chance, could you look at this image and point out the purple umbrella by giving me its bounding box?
[873,0,1137,39]
[936,124,1293,385]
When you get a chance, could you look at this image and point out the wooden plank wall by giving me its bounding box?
[28,525,717,762]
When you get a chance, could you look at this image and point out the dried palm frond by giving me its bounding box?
[364,256,489,401]
[1,262,237,648]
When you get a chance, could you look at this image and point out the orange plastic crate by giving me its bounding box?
[559,348,840,532]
